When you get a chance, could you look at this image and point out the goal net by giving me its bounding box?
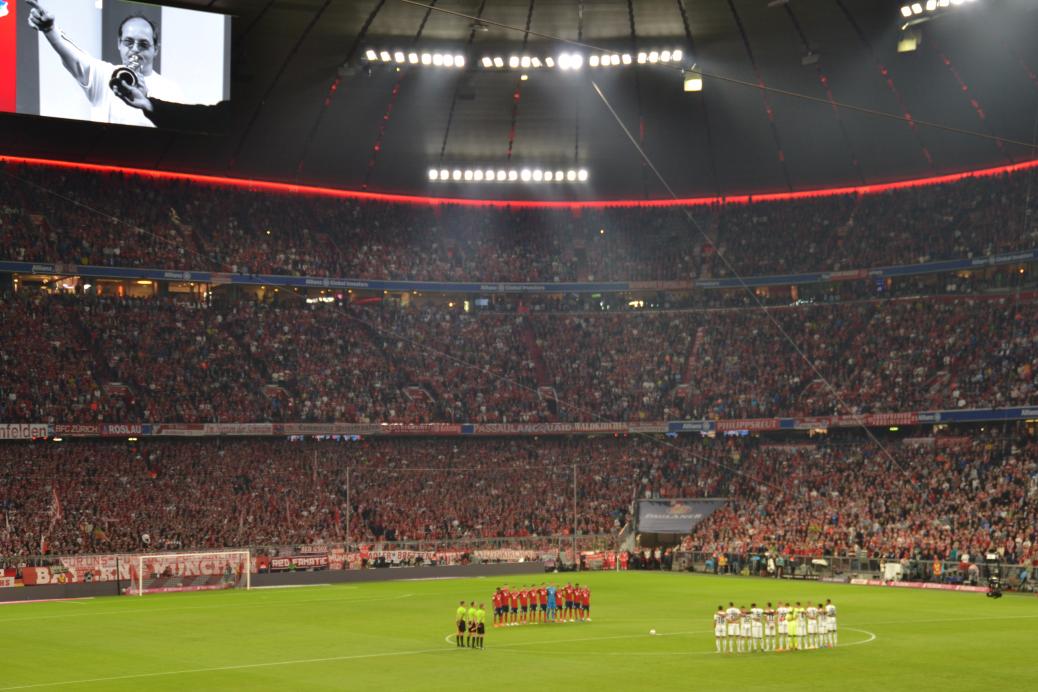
[125,550,251,596]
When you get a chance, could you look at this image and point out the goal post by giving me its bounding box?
[125,550,251,596]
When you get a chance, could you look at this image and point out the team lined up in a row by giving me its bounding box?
[493,583,592,626]
[713,600,838,653]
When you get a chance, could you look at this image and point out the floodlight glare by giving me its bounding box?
[901,5,913,17]
[408,53,419,64]
[455,55,465,67]
[520,168,532,181]
[911,2,922,14]
[554,170,564,181]
[590,55,600,67]
[672,49,683,62]
[521,56,531,68]
[380,51,392,62]
[366,49,378,61]
[545,57,555,68]
[544,171,554,181]
[473,169,484,181]
[496,169,507,181]
[558,54,572,70]
[533,169,543,181]
[463,170,473,181]
[611,54,621,66]
[532,57,542,68]
[649,51,659,63]
[637,52,647,64]
[443,54,455,67]
[684,69,703,92]
[482,56,493,68]
[571,54,583,70]
[578,169,588,181]
[421,53,432,65]
[509,56,520,68]
[508,170,518,181]
[493,57,504,68]
[428,169,439,181]
[925,0,936,10]
[661,50,671,62]
[566,170,577,182]
[433,53,444,66]
[394,51,405,63]
[622,53,632,65]
[452,169,462,181]
[439,169,449,180]
[484,169,494,181]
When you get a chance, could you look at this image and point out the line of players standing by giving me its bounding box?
[713,600,838,654]
[493,583,591,626]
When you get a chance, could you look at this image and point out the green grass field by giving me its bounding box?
[3,572,1037,690]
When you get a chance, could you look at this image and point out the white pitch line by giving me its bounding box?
[0,592,415,624]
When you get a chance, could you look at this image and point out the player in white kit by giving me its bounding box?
[776,601,790,651]
[763,601,777,652]
[749,603,764,652]
[725,603,741,653]
[817,601,829,648]
[714,605,727,653]
[805,604,820,649]
[825,599,838,646]
[795,601,808,651]
[739,606,752,652]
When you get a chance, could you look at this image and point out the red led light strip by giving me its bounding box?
[2,153,1037,209]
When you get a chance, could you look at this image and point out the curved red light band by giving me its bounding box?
[2,154,1036,208]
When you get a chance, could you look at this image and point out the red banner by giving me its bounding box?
[52,424,101,436]
[268,555,328,571]
[849,578,987,593]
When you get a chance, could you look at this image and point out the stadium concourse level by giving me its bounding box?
[1,161,1037,282]
[0,432,1035,565]
[0,291,1036,424]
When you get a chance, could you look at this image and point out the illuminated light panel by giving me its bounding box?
[493,57,504,68]
[365,49,378,61]
[6,155,1036,210]
[427,166,591,184]
[408,52,419,64]
[421,53,432,65]
[393,51,405,64]
[481,56,493,68]
[379,51,391,62]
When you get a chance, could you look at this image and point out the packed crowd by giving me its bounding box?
[1,432,1035,564]
[2,161,1036,282]
[2,291,1035,425]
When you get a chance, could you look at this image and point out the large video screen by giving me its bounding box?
[0,0,230,130]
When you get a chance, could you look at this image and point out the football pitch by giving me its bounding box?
[3,571,1037,690]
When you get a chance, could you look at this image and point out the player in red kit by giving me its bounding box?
[517,586,529,624]
[508,586,519,626]
[538,583,549,623]
[579,585,591,622]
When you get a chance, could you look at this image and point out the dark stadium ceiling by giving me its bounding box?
[3,0,1038,201]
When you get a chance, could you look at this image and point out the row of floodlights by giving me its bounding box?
[428,168,589,183]
[900,0,976,18]
[363,49,683,71]
[365,50,467,68]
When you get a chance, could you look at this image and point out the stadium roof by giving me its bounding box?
[2,0,1037,202]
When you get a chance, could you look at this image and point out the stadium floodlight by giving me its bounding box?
[421,53,432,65]
[365,49,378,61]
[532,57,542,68]
[408,52,419,64]
[482,56,493,68]
[494,56,504,68]
[533,169,543,181]
[661,50,671,62]
[508,170,518,181]
[571,54,583,70]
[554,170,564,181]
[428,169,439,181]
[911,2,923,13]
[590,55,600,67]
[578,169,588,181]
[545,56,555,68]
[939,0,950,5]
[637,52,647,64]
[672,49,683,62]
[463,169,474,181]
[684,68,703,92]
[925,0,937,10]
[621,53,632,65]
[455,55,465,67]
[520,56,531,68]
[452,169,462,181]
[509,55,520,68]
[901,5,913,17]
[544,171,554,181]
[611,54,621,66]
[443,54,455,67]
[394,51,405,63]
[558,53,572,70]
[440,169,449,180]
[433,53,444,66]
[649,51,659,63]
[520,168,532,181]
[566,170,577,182]
[380,51,392,62]
[473,169,484,181]
[496,169,507,181]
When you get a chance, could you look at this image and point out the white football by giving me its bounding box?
[649,629,656,635]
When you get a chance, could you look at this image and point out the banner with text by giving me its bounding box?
[636,498,726,534]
